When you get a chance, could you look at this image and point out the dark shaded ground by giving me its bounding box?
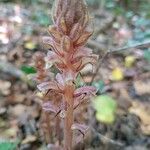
[0,1,150,150]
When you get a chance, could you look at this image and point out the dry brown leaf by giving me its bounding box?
[9,104,26,117]
[0,80,11,95]
[22,135,37,144]
[129,101,150,135]
[141,125,150,135]
[1,125,19,139]
[134,80,150,95]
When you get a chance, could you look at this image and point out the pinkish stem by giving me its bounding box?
[64,82,75,150]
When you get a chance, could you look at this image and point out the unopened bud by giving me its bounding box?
[75,31,92,46]
[48,25,62,43]
[61,36,71,52]
[57,17,67,34]
[70,23,81,40]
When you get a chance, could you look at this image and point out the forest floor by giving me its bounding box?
[0,2,150,150]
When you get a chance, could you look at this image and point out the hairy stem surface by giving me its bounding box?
[64,82,75,150]
[56,116,61,145]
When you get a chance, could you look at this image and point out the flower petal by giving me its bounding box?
[75,31,92,46]
[46,51,58,62]
[42,102,58,113]
[56,73,65,87]
[73,94,85,109]
[43,37,63,56]
[76,54,98,71]
[71,123,89,136]
[74,47,93,58]
[62,69,77,81]
[74,86,97,97]
[48,25,62,42]
[37,81,61,92]
[43,36,54,46]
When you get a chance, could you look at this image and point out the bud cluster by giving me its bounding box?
[43,0,98,80]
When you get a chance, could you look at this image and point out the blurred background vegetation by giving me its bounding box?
[0,0,150,150]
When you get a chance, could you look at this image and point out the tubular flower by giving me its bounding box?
[37,73,97,112]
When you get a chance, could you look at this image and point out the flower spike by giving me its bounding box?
[33,0,98,149]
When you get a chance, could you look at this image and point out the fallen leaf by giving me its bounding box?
[24,41,36,50]
[0,80,11,96]
[0,118,6,128]
[13,93,26,103]
[93,95,117,124]
[129,101,150,125]
[134,80,150,95]
[129,101,150,135]
[22,135,37,144]
[9,104,26,117]
[4,127,18,138]
[111,68,124,81]
[141,125,150,135]
[124,56,136,68]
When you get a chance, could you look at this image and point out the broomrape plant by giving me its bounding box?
[34,0,98,149]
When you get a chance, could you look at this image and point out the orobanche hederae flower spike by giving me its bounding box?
[34,0,98,149]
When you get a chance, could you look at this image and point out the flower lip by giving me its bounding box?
[74,86,97,97]
[42,101,58,113]
[37,81,63,93]
[71,123,89,136]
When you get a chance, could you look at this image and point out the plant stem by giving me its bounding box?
[64,82,75,150]
[64,102,73,150]
[45,112,52,143]
[56,116,61,145]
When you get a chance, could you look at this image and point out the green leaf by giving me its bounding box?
[22,26,33,35]
[75,74,84,88]
[144,49,150,62]
[92,80,105,93]
[31,11,52,26]
[93,95,117,124]
[86,0,100,6]
[21,65,37,74]
[0,140,18,150]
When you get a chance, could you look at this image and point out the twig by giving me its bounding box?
[90,52,108,84]
[90,40,150,83]
[88,39,106,51]
[96,131,124,147]
[91,128,124,147]
[88,40,150,53]
[109,40,150,53]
